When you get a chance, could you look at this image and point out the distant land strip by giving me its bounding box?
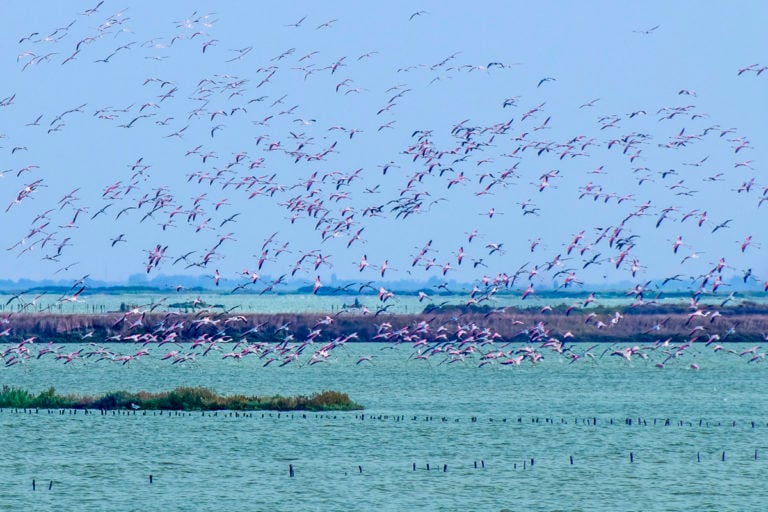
[1,303,767,344]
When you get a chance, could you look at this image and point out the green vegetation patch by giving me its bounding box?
[0,385,363,412]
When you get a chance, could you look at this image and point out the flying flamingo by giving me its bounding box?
[358,254,371,272]
[522,283,534,300]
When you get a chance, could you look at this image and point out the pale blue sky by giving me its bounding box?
[2,1,766,295]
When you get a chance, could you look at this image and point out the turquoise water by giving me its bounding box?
[0,342,765,511]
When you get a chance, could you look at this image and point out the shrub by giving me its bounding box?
[0,386,363,412]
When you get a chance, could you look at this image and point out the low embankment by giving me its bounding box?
[1,302,767,343]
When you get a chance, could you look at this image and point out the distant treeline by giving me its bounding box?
[1,285,762,297]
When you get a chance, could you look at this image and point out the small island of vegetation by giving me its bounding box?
[0,385,363,412]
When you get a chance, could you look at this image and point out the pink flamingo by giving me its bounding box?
[522,284,534,300]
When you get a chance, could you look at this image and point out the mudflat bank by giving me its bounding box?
[1,303,767,344]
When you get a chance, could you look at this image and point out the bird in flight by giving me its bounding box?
[110,234,127,247]
[285,15,307,28]
[633,25,660,34]
[537,77,556,87]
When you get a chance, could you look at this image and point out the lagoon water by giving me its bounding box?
[2,291,766,316]
[0,342,766,511]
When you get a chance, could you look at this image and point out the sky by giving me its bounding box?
[1,1,766,298]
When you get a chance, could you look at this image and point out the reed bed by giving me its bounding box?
[0,385,363,412]
[2,303,768,344]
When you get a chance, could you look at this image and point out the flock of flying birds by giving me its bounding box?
[2,306,768,369]
[0,3,766,368]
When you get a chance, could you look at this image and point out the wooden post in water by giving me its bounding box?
[570,455,574,465]
[722,451,726,462]
[48,481,52,490]
[289,464,294,477]
[149,475,153,484]
[32,480,35,491]
[629,452,634,463]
